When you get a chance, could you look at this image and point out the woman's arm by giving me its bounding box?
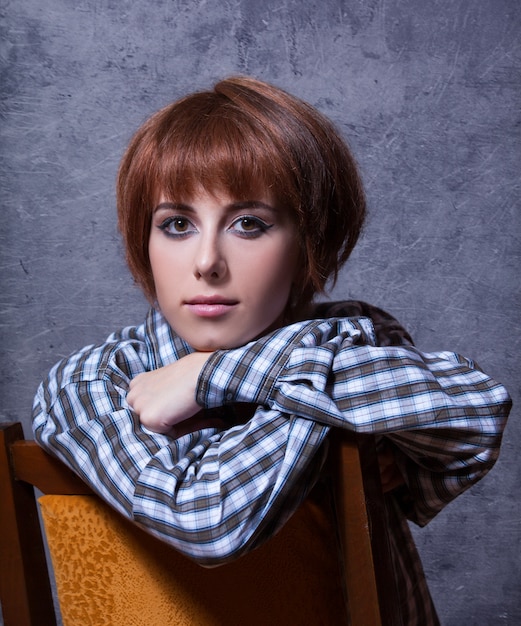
[33,341,329,565]
[120,311,510,525]
[33,310,511,562]
[197,317,511,524]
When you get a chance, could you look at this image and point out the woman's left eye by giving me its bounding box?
[158,216,197,238]
[230,216,273,238]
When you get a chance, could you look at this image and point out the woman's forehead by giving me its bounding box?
[154,180,277,206]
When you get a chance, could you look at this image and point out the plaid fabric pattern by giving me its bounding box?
[200,313,509,527]
[33,301,511,625]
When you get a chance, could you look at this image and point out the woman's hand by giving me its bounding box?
[127,351,213,434]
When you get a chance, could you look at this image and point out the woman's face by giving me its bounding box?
[148,188,300,351]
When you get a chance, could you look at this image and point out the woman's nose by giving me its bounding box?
[193,235,227,281]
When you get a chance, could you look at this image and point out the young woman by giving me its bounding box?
[33,76,511,625]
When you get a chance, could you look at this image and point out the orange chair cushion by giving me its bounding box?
[39,485,347,625]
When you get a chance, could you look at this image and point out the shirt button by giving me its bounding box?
[226,393,233,401]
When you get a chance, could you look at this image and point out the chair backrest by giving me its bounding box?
[0,422,401,626]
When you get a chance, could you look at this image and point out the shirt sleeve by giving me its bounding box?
[33,342,329,565]
[197,317,511,525]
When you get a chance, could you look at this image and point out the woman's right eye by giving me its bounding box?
[158,217,196,237]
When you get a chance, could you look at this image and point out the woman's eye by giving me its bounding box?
[230,216,273,238]
[158,217,196,237]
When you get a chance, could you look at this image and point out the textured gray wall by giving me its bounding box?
[1,1,519,624]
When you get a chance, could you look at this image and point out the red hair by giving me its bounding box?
[117,76,366,315]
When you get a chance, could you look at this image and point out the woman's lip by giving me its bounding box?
[184,297,239,318]
[186,296,238,305]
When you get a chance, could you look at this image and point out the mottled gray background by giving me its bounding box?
[1,0,519,624]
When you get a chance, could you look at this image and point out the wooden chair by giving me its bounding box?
[0,422,402,626]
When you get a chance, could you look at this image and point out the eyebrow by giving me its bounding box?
[153,200,277,214]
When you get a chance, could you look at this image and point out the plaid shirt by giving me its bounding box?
[33,301,511,625]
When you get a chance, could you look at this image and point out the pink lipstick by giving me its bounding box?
[185,296,239,318]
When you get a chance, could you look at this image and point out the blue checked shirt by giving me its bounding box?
[33,301,511,625]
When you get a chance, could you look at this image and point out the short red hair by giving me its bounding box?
[117,76,366,315]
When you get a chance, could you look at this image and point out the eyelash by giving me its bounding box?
[157,215,273,239]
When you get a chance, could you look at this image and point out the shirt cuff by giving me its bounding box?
[196,333,296,408]
[196,317,376,411]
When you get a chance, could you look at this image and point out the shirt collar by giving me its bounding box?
[144,307,195,370]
